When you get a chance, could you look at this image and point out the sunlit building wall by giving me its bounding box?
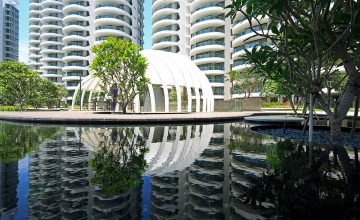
[152,0,268,103]
[29,0,144,102]
[0,0,19,61]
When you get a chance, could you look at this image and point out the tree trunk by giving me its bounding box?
[331,48,360,138]
[287,94,297,115]
[330,117,342,141]
[351,90,359,138]
[309,94,314,143]
[122,106,127,114]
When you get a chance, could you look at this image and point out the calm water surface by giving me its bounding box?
[0,121,359,219]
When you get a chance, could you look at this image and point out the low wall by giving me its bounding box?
[214,98,262,112]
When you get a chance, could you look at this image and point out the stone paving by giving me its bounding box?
[0,111,291,125]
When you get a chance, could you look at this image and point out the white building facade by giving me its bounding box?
[0,0,19,61]
[152,0,268,104]
[29,0,144,103]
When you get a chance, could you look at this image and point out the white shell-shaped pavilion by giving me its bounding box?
[72,50,214,112]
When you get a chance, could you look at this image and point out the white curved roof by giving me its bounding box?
[77,50,213,92]
[141,50,212,91]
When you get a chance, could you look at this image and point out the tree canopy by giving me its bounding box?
[90,37,150,113]
[227,68,263,98]
[0,61,40,110]
[226,0,360,139]
[0,61,67,110]
[90,127,148,195]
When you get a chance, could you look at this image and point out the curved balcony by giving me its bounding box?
[29,16,41,23]
[40,57,63,63]
[29,10,41,17]
[152,0,177,11]
[94,18,131,28]
[29,24,41,31]
[232,32,267,47]
[232,63,251,72]
[62,75,81,82]
[40,32,63,39]
[191,8,224,24]
[152,8,177,21]
[152,41,178,50]
[62,24,88,33]
[62,35,88,44]
[191,18,225,34]
[29,2,41,8]
[29,46,41,52]
[193,57,225,66]
[190,32,225,45]
[94,5,132,18]
[94,29,131,39]
[62,55,88,63]
[40,16,62,23]
[41,73,63,79]
[62,14,88,23]
[40,41,64,47]
[152,19,177,31]
[41,8,62,15]
[62,66,88,72]
[190,44,225,56]
[28,53,41,59]
[29,32,40,38]
[62,45,87,52]
[39,48,63,54]
[40,65,63,71]
[28,61,42,67]
[41,0,63,7]
[40,23,62,31]
[63,4,88,13]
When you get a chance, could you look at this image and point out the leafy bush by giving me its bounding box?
[0,106,20,111]
[261,102,288,108]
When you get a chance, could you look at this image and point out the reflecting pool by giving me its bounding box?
[0,121,359,219]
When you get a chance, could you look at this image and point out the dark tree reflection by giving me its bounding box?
[0,122,60,163]
[246,141,360,219]
[90,127,148,195]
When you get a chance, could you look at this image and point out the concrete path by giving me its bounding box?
[0,111,291,125]
[244,115,305,124]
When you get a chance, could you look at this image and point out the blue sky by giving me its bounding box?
[19,0,152,63]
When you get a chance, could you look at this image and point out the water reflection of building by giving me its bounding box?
[26,123,276,219]
[27,128,142,219]
[0,161,18,218]
[149,123,276,220]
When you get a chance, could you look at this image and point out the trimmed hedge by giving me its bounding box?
[0,106,20,111]
[261,102,288,108]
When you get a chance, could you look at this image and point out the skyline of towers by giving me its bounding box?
[0,0,19,61]
[151,0,268,103]
[28,0,145,102]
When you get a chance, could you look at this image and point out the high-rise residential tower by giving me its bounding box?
[152,0,268,107]
[29,0,144,103]
[0,0,19,61]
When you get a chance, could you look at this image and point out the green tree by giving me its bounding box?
[90,37,150,113]
[0,61,40,111]
[0,122,61,163]
[30,79,68,109]
[227,68,263,98]
[90,127,148,195]
[226,0,360,140]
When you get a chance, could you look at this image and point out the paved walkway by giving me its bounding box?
[244,115,305,124]
[0,111,290,125]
